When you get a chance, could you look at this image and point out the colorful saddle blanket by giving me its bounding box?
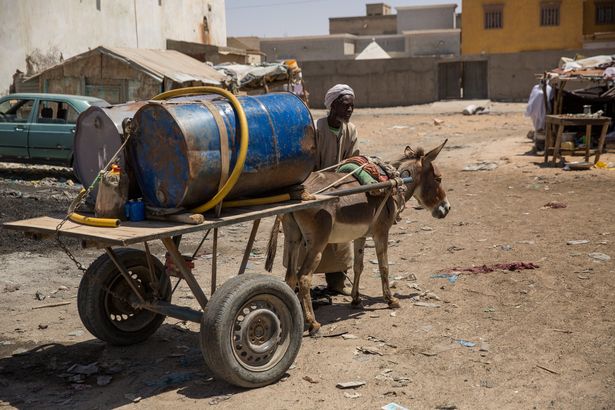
[337,156,399,185]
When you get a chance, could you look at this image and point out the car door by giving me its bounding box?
[0,97,34,161]
[28,99,78,165]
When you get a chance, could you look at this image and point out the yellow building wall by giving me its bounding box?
[462,0,584,55]
[583,1,615,35]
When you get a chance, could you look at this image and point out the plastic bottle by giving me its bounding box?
[95,164,129,219]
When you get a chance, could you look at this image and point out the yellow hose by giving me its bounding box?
[221,193,291,208]
[152,86,250,214]
[68,212,120,228]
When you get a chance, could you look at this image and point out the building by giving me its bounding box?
[461,0,615,55]
[22,46,226,104]
[261,3,460,62]
[0,0,226,95]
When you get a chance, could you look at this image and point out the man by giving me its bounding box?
[314,84,359,295]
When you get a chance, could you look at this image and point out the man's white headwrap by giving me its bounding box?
[324,84,354,110]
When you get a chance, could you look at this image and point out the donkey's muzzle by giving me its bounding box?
[432,200,450,219]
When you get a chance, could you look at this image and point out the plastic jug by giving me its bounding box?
[95,164,129,219]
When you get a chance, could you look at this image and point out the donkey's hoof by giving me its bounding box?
[388,298,401,309]
[308,324,322,338]
[350,299,363,309]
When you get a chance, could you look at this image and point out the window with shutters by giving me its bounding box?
[596,1,615,24]
[541,2,560,26]
[484,4,503,29]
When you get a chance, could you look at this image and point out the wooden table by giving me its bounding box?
[544,115,611,164]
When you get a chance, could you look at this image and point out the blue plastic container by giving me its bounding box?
[129,92,316,209]
[125,200,145,222]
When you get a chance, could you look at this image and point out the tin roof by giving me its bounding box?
[28,46,226,85]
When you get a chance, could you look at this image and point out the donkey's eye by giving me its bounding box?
[435,177,442,183]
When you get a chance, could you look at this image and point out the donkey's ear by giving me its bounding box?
[404,145,416,159]
[424,139,447,164]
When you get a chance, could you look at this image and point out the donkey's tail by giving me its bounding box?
[265,215,281,272]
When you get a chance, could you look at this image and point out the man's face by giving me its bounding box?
[331,94,354,123]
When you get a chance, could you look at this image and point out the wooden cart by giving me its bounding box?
[3,196,337,388]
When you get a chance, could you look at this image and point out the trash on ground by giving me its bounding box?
[462,104,488,115]
[456,339,476,348]
[336,380,367,389]
[382,403,409,410]
[479,342,490,352]
[67,330,84,337]
[463,162,498,171]
[341,334,359,340]
[413,302,440,308]
[542,201,567,209]
[431,273,459,284]
[439,262,539,276]
[588,252,611,261]
[344,392,362,399]
[567,240,589,245]
[433,118,444,126]
[357,346,383,356]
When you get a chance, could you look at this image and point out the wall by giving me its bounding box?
[329,15,397,35]
[301,57,438,108]
[299,47,613,108]
[261,35,356,62]
[405,29,460,56]
[396,5,457,33]
[33,52,161,103]
[462,0,583,55]
[0,0,226,95]
[583,0,615,35]
[356,35,406,54]
[487,47,615,101]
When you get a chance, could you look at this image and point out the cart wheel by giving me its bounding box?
[200,273,303,388]
[77,248,171,346]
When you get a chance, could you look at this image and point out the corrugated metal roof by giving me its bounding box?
[101,46,225,84]
[28,46,226,85]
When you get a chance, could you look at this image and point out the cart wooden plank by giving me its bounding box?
[3,196,338,246]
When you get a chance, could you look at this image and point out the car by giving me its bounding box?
[0,93,109,167]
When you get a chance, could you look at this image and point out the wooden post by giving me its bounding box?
[594,121,610,164]
[585,124,592,162]
[552,124,564,164]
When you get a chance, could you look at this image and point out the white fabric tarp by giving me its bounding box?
[525,84,553,131]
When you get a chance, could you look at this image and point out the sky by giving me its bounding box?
[226,0,462,38]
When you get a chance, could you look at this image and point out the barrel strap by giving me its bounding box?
[200,100,230,192]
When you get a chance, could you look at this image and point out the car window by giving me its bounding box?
[0,98,34,123]
[37,100,79,124]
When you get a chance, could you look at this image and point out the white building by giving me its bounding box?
[0,0,226,95]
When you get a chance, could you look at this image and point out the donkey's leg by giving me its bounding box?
[373,231,400,308]
[294,212,332,336]
[351,237,366,307]
[282,216,302,291]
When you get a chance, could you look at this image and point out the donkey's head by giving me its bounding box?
[393,139,450,219]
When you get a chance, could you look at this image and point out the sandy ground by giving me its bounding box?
[0,101,614,410]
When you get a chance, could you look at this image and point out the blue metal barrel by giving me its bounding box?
[129,92,316,209]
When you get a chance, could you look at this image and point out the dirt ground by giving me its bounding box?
[0,101,614,410]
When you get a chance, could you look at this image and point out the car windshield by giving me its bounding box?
[0,99,35,122]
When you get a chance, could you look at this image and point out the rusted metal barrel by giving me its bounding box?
[130,92,316,209]
[74,101,146,193]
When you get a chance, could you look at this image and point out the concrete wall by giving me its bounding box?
[405,29,460,56]
[396,4,457,33]
[0,0,226,95]
[356,35,406,54]
[301,57,438,108]
[486,47,615,101]
[261,35,356,62]
[329,15,397,35]
[299,47,614,108]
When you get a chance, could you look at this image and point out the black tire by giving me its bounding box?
[201,273,303,388]
[77,248,171,346]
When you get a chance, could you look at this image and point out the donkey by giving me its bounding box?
[273,140,450,336]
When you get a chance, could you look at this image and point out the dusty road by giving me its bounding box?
[0,101,614,409]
